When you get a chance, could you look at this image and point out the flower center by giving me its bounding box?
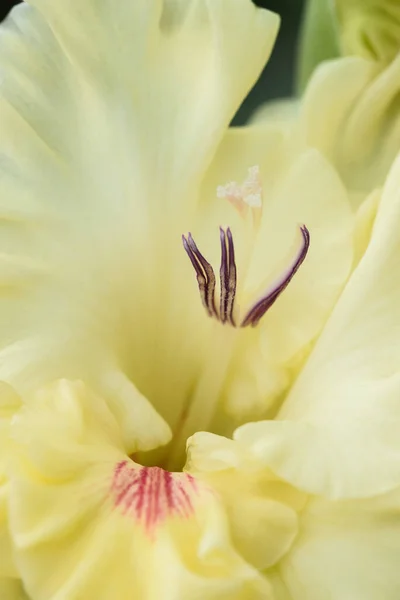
[133,166,311,470]
[182,225,310,328]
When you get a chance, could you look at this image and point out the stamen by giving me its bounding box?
[182,225,310,329]
[182,234,217,318]
[219,227,237,326]
[240,225,310,328]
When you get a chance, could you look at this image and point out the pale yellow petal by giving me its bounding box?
[0,383,22,579]
[8,381,273,600]
[353,187,380,265]
[250,148,353,363]
[300,52,400,195]
[255,52,400,201]
[0,0,279,452]
[200,132,353,421]
[0,579,29,600]
[280,488,400,600]
[252,56,375,174]
[0,505,18,580]
[336,0,400,63]
[338,52,400,191]
[300,56,377,164]
[235,419,400,500]
[186,432,305,572]
[236,150,400,499]
[250,99,299,129]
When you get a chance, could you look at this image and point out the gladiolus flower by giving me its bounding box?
[0,0,399,598]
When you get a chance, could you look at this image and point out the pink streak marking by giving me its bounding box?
[176,481,192,517]
[135,467,148,519]
[111,461,198,533]
[164,470,174,511]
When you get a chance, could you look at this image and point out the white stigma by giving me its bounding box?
[217,165,262,214]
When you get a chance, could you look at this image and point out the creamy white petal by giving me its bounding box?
[336,0,400,62]
[250,99,299,129]
[0,382,22,580]
[186,432,306,573]
[301,52,400,195]
[337,52,400,192]
[299,56,377,168]
[280,488,400,600]
[198,127,353,424]
[254,52,400,201]
[353,188,380,266]
[0,0,279,452]
[237,150,400,499]
[0,579,29,600]
[8,380,273,600]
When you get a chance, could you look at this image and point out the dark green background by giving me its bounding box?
[0,0,306,122]
[238,0,305,122]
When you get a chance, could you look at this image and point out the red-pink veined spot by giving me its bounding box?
[110,461,198,533]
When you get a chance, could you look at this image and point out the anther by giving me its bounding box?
[219,227,236,326]
[241,225,310,327]
[182,225,310,329]
[181,234,217,318]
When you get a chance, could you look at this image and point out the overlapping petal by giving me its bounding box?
[188,427,400,599]
[254,49,400,203]
[301,52,400,195]
[0,0,279,454]
[0,382,22,580]
[0,383,27,597]
[198,131,353,425]
[7,380,273,600]
[0,0,398,598]
[186,432,305,573]
[201,133,353,362]
[236,149,400,499]
[335,0,400,62]
[280,488,400,600]
[0,579,29,600]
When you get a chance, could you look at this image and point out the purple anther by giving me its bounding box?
[241,225,310,328]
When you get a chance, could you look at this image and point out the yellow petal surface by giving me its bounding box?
[187,427,400,599]
[280,488,400,599]
[203,134,354,363]
[353,187,380,266]
[8,380,273,600]
[237,149,400,499]
[300,57,377,173]
[299,52,400,196]
[186,432,306,573]
[193,126,354,427]
[335,53,400,193]
[0,0,279,453]
[0,382,22,579]
[254,51,400,203]
[0,579,30,600]
[336,0,400,63]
